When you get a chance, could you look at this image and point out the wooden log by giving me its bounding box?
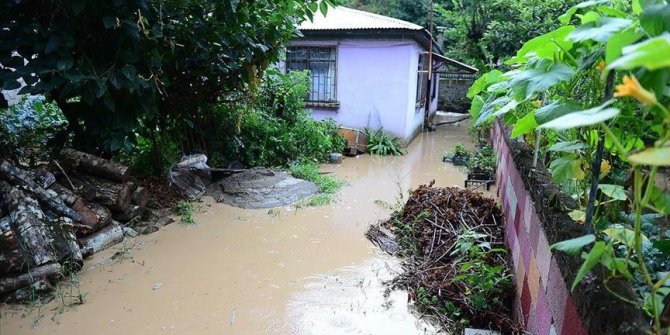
[60,148,130,183]
[69,174,134,212]
[0,182,57,266]
[46,217,83,270]
[0,263,61,295]
[32,167,56,189]
[50,183,111,233]
[0,216,28,276]
[131,186,149,209]
[0,160,82,222]
[79,223,124,258]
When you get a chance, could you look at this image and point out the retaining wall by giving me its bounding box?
[491,120,649,335]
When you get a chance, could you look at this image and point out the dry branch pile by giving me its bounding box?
[0,149,174,302]
[367,183,521,333]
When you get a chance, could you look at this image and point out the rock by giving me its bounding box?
[123,227,138,238]
[205,168,319,209]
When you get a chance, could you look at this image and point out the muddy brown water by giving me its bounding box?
[1,123,484,335]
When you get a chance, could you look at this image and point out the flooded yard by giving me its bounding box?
[1,124,478,335]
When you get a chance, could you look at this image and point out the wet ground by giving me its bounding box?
[1,123,479,335]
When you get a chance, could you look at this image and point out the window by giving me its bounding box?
[286,46,337,103]
[416,54,428,108]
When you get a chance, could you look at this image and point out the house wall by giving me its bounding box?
[291,39,423,144]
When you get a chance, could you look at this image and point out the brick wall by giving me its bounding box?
[491,121,648,334]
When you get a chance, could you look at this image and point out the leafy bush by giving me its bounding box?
[468,145,496,174]
[0,95,69,166]
[365,128,406,156]
[454,144,470,157]
[205,70,346,168]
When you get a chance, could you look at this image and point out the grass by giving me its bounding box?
[173,201,196,225]
[289,162,345,207]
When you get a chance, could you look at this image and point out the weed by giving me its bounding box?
[364,128,406,156]
[172,201,195,225]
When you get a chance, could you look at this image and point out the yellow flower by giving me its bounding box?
[596,60,606,72]
[534,100,542,108]
[614,75,657,106]
[600,159,611,175]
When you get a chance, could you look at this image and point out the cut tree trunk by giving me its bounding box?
[0,216,27,276]
[46,218,83,270]
[0,160,82,222]
[0,182,56,267]
[0,263,61,295]
[69,174,135,212]
[60,148,130,183]
[50,183,111,233]
[79,223,124,258]
[32,167,56,189]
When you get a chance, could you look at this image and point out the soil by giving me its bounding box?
[137,176,184,209]
[0,123,478,335]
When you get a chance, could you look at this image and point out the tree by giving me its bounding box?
[0,0,329,153]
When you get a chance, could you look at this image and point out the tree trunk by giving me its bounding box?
[50,183,111,234]
[0,182,57,267]
[0,263,61,295]
[0,160,82,222]
[79,223,124,258]
[32,167,57,189]
[68,174,135,212]
[46,217,83,271]
[60,148,130,183]
[0,216,27,276]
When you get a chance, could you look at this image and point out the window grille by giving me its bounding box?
[286,46,337,102]
[416,54,428,107]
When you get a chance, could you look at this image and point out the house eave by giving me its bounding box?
[296,28,441,54]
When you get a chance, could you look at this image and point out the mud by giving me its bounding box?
[0,124,476,335]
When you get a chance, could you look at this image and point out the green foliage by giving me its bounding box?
[365,128,406,156]
[173,201,195,225]
[290,162,345,207]
[206,70,346,168]
[0,0,333,153]
[467,145,496,174]
[0,96,69,166]
[469,0,670,331]
[454,144,470,157]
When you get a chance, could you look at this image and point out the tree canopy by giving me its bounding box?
[0,0,329,152]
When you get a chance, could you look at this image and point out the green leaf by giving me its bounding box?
[572,241,606,291]
[606,29,643,64]
[56,57,74,71]
[469,95,484,121]
[549,140,587,152]
[506,26,575,64]
[653,240,670,256]
[467,70,503,98]
[509,62,574,99]
[539,103,619,130]
[102,16,117,29]
[603,226,645,247]
[578,11,601,24]
[641,4,670,36]
[568,209,586,222]
[598,184,627,200]
[550,156,586,182]
[628,146,670,166]
[559,0,609,24]
[551,234,596,256]
[45,36,60,54]
[511,112,538,138]
[567,18,632,43]
[319,1,329,17]
[609,33,670,70]
[492,99,519,117]
[535,101,582,124]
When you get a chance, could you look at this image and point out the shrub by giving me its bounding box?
[365,128,406,156]
[0,95,69,166]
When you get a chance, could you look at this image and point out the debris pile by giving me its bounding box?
[0,149,173,302]
[367,183,521,333]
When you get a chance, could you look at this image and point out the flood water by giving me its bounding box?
[1,124,479,335]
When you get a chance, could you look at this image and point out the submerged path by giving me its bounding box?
[1,124,477,335]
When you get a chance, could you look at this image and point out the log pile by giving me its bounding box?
[0,149,172,302]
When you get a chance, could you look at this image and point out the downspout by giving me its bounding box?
[423,0,434,130]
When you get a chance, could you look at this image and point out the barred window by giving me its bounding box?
[286,46,337,102]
